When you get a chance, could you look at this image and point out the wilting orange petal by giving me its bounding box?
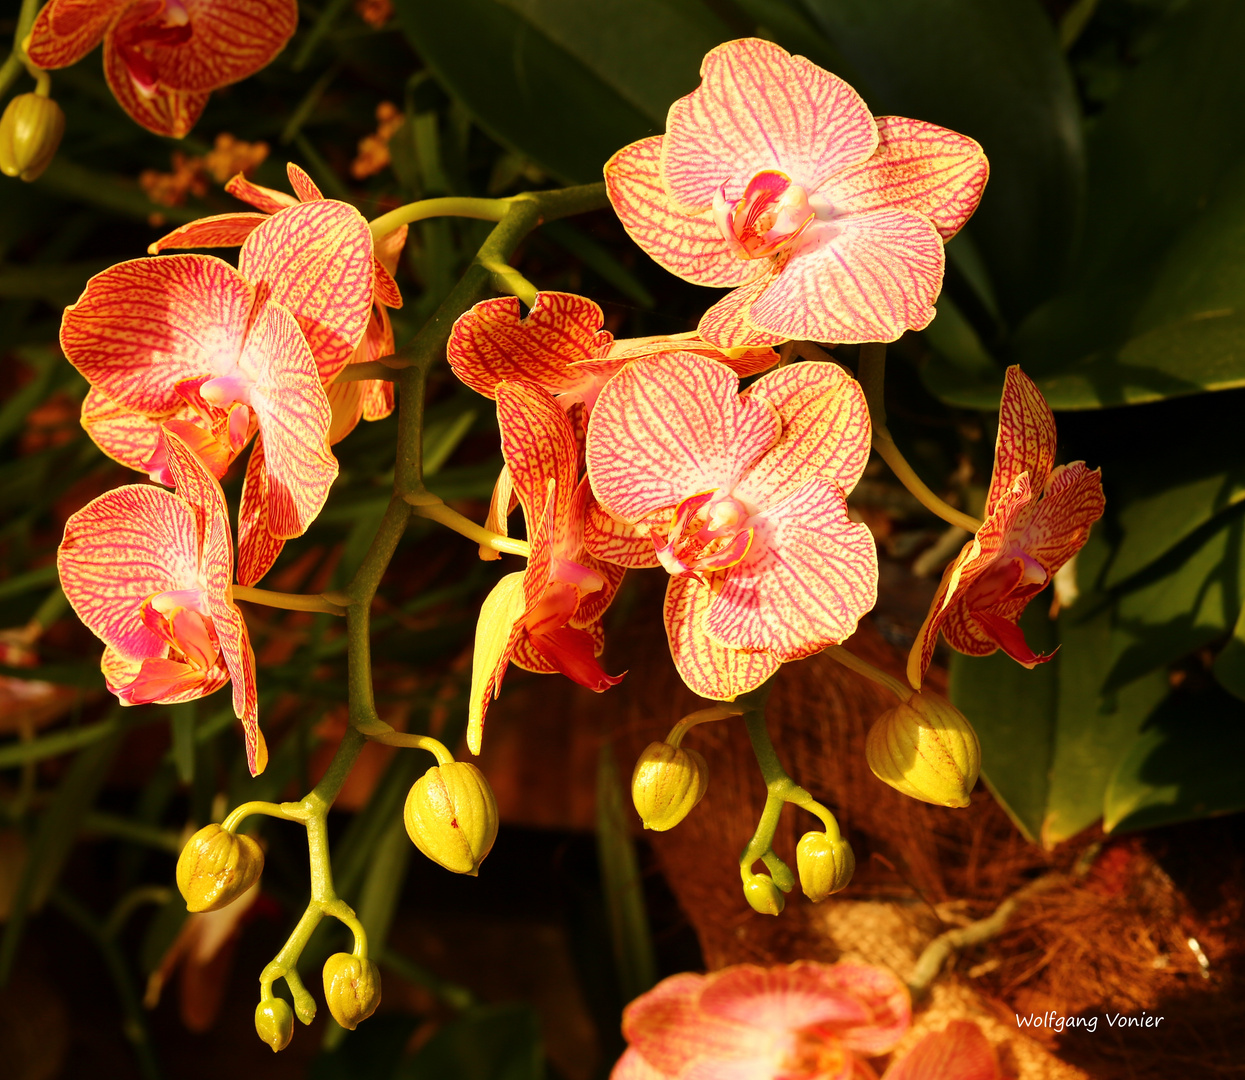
[705,477,877,661]
[102,33,208,137]
[236,437,286,587]
[62,254,252,419]
[987,365,1057,517]
[604,136,758,289]
[238,200,374,382]
[827,117,989,242]
[587,352,780,524]
[664,574,780,701]
[59,484,202,661]
[746,209,945,344]
[225,173,298,214]
[466,571,528,756]
[147,213,269,255]
[661,38,878,210]
[26,0,126,69]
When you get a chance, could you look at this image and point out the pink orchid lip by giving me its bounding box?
[139,592,220,672]
[653,489,757,576]
[200,372,253,409]
[550,556,605,596]
[712,171,816,260]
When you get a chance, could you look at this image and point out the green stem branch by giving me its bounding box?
[408,497,531,556]
[230,585,346,616]
[0,0,41,102]
[368,196,510,240]
[825,645,912,703]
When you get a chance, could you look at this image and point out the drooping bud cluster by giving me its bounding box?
[866,692,981,807]
[404,761,499,876]
[175,823,264,912]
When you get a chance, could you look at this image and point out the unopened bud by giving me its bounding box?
[322,953,381,1031]
[404,761,499,876]
[254,998,293,1052]
[866,692,980,807]
[175,823,264,912]
[631,741,708,831]
[796,831,855,901]
[743,874,785,916]
[0,93,65,182]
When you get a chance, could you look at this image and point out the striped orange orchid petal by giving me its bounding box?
[103,32,209,137]
[224,173,298,214]
[586,352,780,524]
[242,301,337,539]
[286,163,322,203]
[80,388,165,476]
[450,293,613,399]
[374,224,408,278]
[147,213,269,255]
[372,257,402,309]
[583,498,659,569]
[987,365,1058,516]
[572,556,626,630]
[1018,461,1105,574]
[604,136,757,289]
[604,332,778,378]
[101,645,230,705]
[62,254,253,419]
[238,200,374,382]
[703,476,877,660]
[26,0,127,69]
[746,209,945,344]
[664,573,780,701]
[827,117,989,241]
[109,0,297,95]
[496,381,579,542]
[883,1021,1000,1080]
[236,437,286,587]
[696,275,787,350]
[661,38,878,210]
[735,361,871,510]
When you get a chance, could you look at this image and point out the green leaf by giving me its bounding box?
[792,0,1084,322]
[1104,679,1245,833]
[396,1003,545,1080]
[395,0,729,183]
[1011,0,1245,407]
[950,558,1168,847]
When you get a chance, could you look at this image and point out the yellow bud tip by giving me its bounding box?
[176,823,264,913]
[254,999,294,1053]
[404,762,499,875]
[743,875,785,916]
[865,692,981,808]
[631,741,709,832]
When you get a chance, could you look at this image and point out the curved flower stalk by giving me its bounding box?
[907,366,1105,687]
[605,37,988,348]
[467,380,624,754]
[57,426,265,774]
[612,961,912,1080]
[64,183,376,585]
[586,352,876,700]
[26,0,298,137]
[148,162,403,445]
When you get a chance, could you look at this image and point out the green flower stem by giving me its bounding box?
[0,0,41,101]
[407,496,531,556]
[857,342,983,533]
[825,645,913,703]
[368,196,511,241]
[360,728,456,763]
[665,703,742,748]
[479,257,538,307]
[333,358,406,382]
[221,800,304,832]
[230,584,346,616]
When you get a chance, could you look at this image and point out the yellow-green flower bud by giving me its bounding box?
[254,998,293,1053]
[0,93,65,182]
[631,741,708,831]
[322,953,381,1031]
[743,874,785,916]
[866,691,981,807]
[796,832,855,901]
[175,823,264,912]
[403,761,499,876]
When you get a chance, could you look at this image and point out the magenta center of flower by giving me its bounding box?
[965,549,1048,612]
[653,489,755,576]
[117,0,195,97]
[713,171,816,260]
[777,1029,850,1080]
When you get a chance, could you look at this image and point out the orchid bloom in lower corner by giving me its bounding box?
[907,365,1105,688]
[58,427,265,775]
[585,352,877,700]
[613,961,1001,1080]
[467,380,624,754]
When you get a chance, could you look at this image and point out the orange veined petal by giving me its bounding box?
[238,200,375,382]
[986,365,1058,517]
[696,273,788,351]
[605,331,779,379]
[103,31,208,137]
[586,352,781,524]
[286,162,323,203]
[496,381,580,549]
[883,1020,1000,1080]
[225,172,298,214]
[660,38,878,211]
[745,209,946,345]
[235,436,286,587]
[80,388,167,478]
[101,646,230,706]
[26,0,128,70]
[147,213,269,255]
[1016,461,1105,575]
[604,136,759,289]
[825,116,989,242]
[583,497,660,569]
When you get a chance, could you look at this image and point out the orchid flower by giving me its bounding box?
[605,38,988,348]
[907,366,1105,687]
[147,162,403,444]
[26,0,298,137]
[57,427,265,774]
[467,380,624,754]
[611,961,911,1080]
[64,179,376,585]
[586,352,876,700]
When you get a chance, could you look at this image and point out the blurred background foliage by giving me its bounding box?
[0,0,1243,1077]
